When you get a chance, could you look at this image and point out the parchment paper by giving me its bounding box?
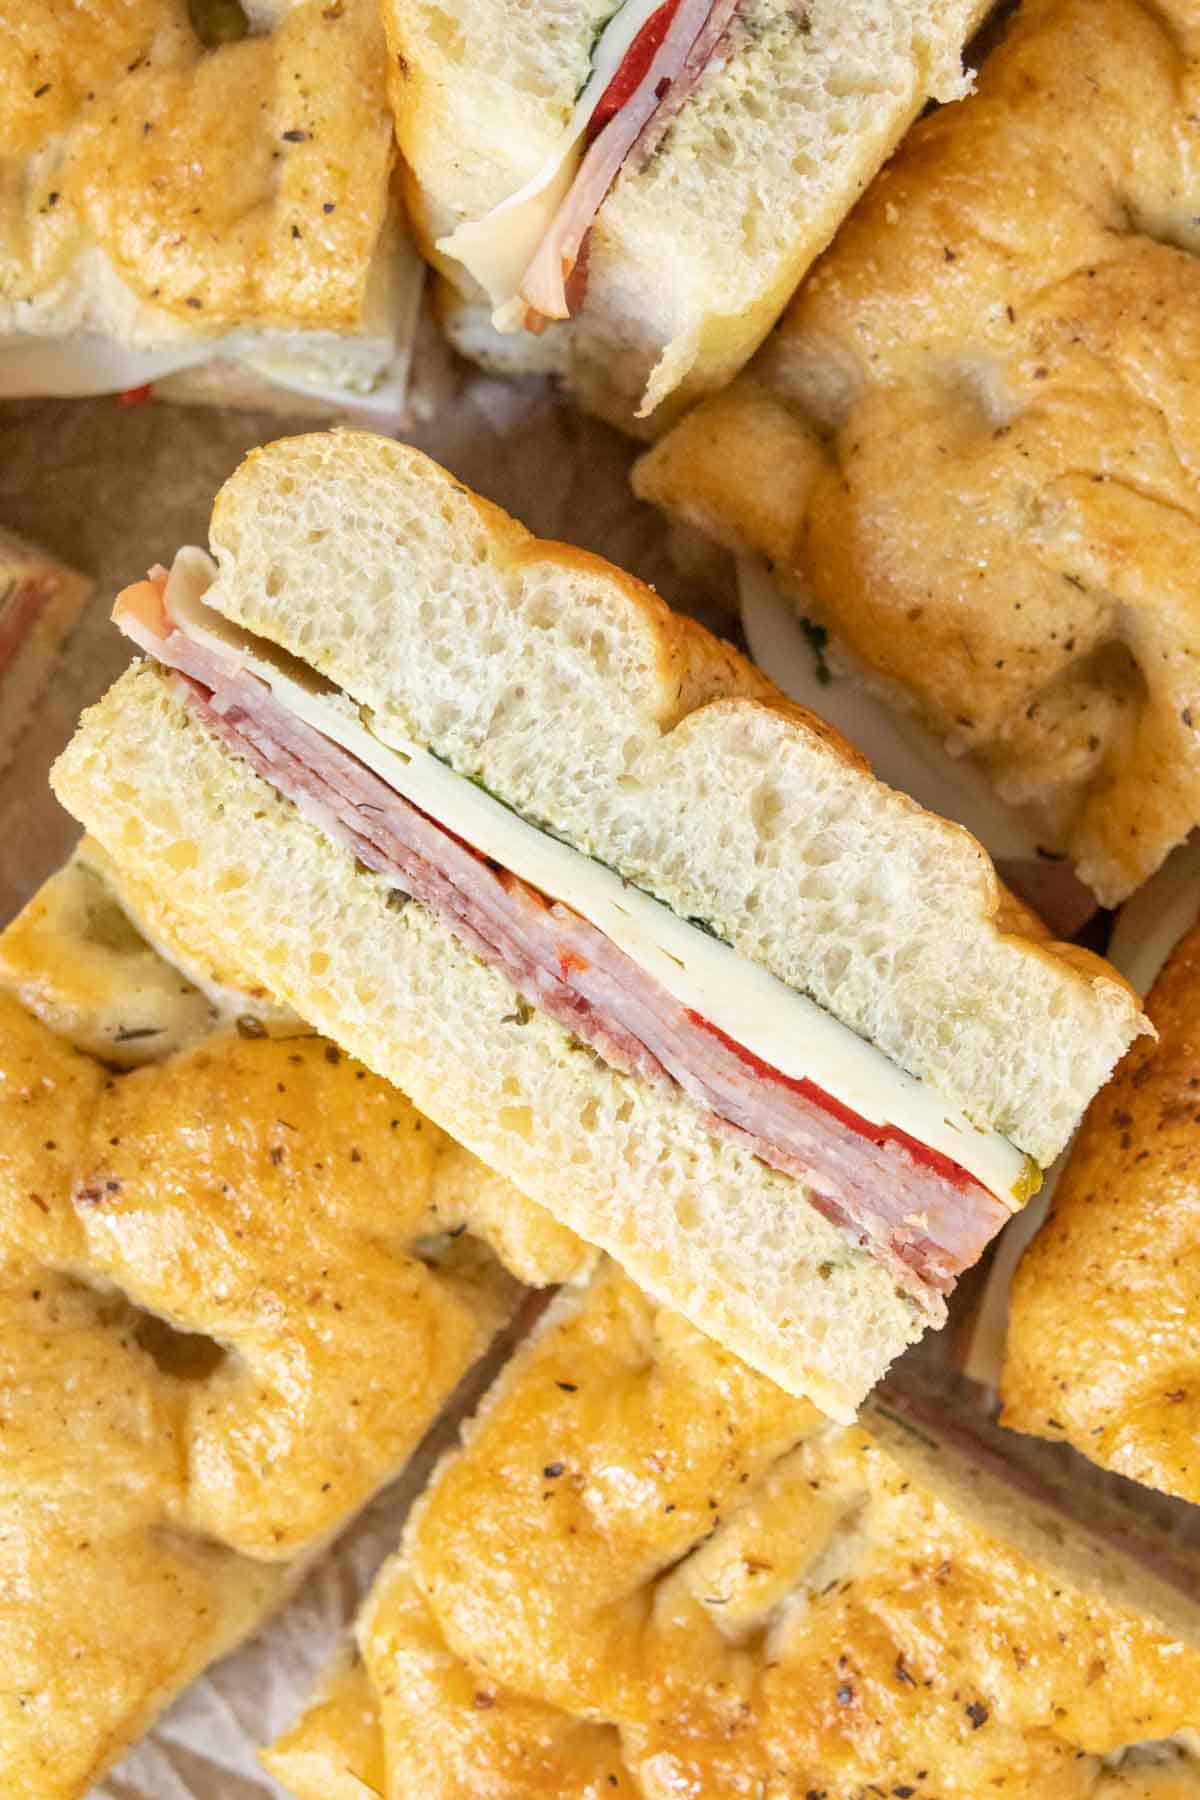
[0,366,730,1799]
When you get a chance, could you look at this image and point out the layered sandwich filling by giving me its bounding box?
[114,553,1038,1317]
[439,0,748,329]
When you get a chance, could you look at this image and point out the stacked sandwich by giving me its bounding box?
[51,432,1145,1424]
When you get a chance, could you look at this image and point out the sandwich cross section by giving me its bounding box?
[52,433,1147,1416]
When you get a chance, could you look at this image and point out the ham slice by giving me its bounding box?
[116,578,1014,1315]
[519,0,743,322]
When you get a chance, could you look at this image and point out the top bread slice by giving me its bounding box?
[266,1261,1200,1800]
[186,431,1139,1166]
[387,0,990,434]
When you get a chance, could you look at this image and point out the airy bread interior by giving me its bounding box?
[198,432,1142,1168]
[387,0,990,431]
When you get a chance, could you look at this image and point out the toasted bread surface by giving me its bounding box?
[1004,915,1200,1504]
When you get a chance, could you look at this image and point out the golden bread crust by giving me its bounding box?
[0,860,579,1795]
[0,0,394,333]
[1003,915,1200,1504]
[272,1265,1200,1799]
[636,0,1200,903]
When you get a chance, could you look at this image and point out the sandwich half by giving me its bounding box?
[0,0,424,421]
[52,431,1147,1420]
[388,0,990,433]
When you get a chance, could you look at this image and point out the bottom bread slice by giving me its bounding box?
[266,1261,1200,1800]
[53,661,929,1420]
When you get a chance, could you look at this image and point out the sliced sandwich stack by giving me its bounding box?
[50,432,1146,1422]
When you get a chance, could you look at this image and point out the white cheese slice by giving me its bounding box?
[739,558,1045,865]
[0,249,424,414]
[437,0,669,325]
[0,330,417,413]
[163,547,1036,1206]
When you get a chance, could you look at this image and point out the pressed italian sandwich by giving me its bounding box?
[52,432,1148,1420]
[390,0,990,432]
[0,844,582,1799]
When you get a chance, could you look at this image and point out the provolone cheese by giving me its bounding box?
[163,548,1037,1206]
[0,333,208,399]
[437,0,669,325]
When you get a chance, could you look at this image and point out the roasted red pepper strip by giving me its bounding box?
[686,1009,980,1194]
[587,0,685,140]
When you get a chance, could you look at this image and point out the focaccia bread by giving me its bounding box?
[0,851,583,1799]
[0,837,298,1062]
[267,1262,1200,1800]
[1003,912,1200,1505]
[391,0,988,435]
[636,0,1200,903]
[0,0,422,414]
